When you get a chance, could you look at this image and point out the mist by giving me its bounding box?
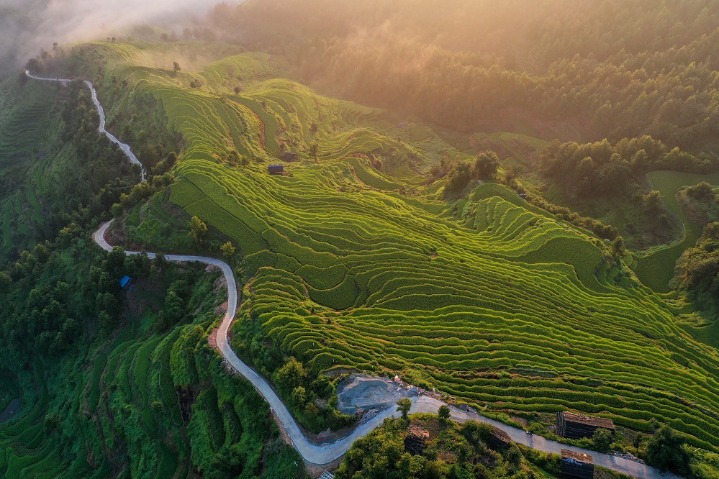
[0,0,229,75]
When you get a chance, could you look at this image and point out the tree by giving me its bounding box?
[292,386,307,406]
[189,216,208,248]
[220,241,237,261]
[611,236,625,258]
[645,425,690,474]
[593,428,613,453]
[473,151,500,180]
[105,246,126,278]
[276,357,307,390]
[0,271,10,291]
[397,398,412,420]
[445,162,473,196]
[438,405,451,423]
[173,61,181,76]
[309,142,318,161]
[643,190,663,214]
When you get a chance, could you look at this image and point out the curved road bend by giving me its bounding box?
[27,71,679,477]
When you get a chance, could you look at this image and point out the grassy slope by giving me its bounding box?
[634,171,719,292]
[0,76,74,262]
[85,41,719,452]
[0,257,304,479]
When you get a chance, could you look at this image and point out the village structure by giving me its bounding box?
[267,164,284,175]
[560,449,595,479]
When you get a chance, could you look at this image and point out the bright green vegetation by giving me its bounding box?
[0,74,138,266]
[634,171,719,292]
[0,76,70,261]
[70,40,719,457]
[8,2,719,474]
[675,222,719,321]
[0,232,304,478]
[336,414,558,479]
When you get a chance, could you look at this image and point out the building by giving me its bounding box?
[319,472,335,479]
[560,449,594,479]
[557,411,615,439]
[268,164,284,175]
[119,275,132,289]
[282,151,299,162]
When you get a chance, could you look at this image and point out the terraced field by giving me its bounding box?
[88,42,719,452]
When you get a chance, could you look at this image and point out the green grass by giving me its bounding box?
[634,171,719,292]
[68,41,719,454]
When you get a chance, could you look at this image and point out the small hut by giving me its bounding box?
[268,164,284,175]
[560,449,594,479]
[557,411,615,439]
[281,152,299,162]
[404,425,430,455]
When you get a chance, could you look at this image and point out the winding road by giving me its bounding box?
[25,71,147,181]
[30,71,680,478]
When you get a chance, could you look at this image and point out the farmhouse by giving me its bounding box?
[268,164,284,175]
[560,449,594,479]
[557,411,615,439]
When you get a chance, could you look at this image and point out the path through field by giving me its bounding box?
[29,71,681,478]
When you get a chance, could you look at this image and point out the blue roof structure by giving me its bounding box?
[120,275,132,288]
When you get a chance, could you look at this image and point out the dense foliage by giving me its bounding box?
[542,136,715,200]
[336,415,556,479]
[0,76,137,266]
[215,0,719,150]
[0,229,305,478]
[675,222,719,317]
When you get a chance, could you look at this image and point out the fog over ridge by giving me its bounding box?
[0,0,228,75]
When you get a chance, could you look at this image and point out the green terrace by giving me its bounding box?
[86,41,719,451]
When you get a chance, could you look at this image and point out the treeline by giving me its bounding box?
[675,221,719,317]
[541,136,716,199]
[212,0,719,150]
[0,231,122,358]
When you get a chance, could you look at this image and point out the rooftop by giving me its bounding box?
[562,449,593,464]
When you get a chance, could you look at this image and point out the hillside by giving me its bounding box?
[2,3,719,477]
[65,41,719,455]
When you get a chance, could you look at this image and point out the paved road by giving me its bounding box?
[25,71,146,181]
[30,70,680,477]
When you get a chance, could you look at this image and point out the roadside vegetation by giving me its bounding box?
[3,1,719,477]
[0,227,304,478]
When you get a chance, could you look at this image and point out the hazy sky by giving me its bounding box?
[0,0,227,74]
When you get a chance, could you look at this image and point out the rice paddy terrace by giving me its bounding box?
[88,42,719,452]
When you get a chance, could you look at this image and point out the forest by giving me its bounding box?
[214,0,719,150]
